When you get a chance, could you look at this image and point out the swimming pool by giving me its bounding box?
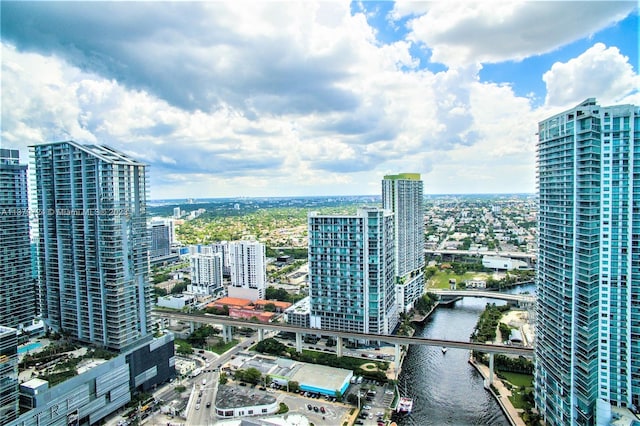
[17,342,42,354]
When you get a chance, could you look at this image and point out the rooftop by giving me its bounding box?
[289,363,351,393]
[209,297,253,308]
[215,384,276,410]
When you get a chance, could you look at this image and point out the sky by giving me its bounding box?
[1,1,638,199]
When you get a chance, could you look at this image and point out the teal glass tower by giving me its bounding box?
[308,208,398,334]
[382,173,425,312]
[535,99,639,425]
[32,141,151,352]
[0,326,18,424]
[0,149,35,330]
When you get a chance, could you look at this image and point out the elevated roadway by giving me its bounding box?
[429,289,536,303]
[425,248,536,263]
[154,310,533,357]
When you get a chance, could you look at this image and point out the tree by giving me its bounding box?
[255,338,286,355]
[175,340,193,355]
[288,381,300,392]
[219,372,228,385]
[170,282,188,294]
[263,303,276,312]
[235,368,262,384]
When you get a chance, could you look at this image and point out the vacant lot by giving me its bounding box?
[427,271,491,289]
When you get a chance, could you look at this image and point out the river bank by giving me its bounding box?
[468,356,525,426]
[398,290,536,425]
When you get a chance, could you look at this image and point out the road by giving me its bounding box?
[155,310,533,356]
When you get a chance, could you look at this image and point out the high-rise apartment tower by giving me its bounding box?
[308,208,398,334]
[189,246,224,296]
[32,141,151,352]
[382,173,425,312]
[535,99,639,425]
[228,240,266,301]
[0,326,18,424]
[0,149,36,330]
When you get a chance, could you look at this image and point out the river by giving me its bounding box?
[395,284,535,425]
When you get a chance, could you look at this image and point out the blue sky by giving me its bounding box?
[1,1,638,198]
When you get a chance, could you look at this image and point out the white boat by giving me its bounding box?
[396,396,413,414]
[396,377,413,414]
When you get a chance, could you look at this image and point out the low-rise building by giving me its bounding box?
[482,255,529,271]
[156,294,197,310]
[9,334,175,426]
[253,300,292,313]
[214,384,278,419]
[284,297,310,328]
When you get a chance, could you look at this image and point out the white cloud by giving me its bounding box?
[399,1,635,67]
[543,42,640,107]
[1,2,637,198]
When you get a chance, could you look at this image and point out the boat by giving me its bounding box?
[395,377,413,414]
[442,346,448,354]
[396,396,413,414]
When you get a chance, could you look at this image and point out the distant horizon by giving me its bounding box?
[149,192,536,203]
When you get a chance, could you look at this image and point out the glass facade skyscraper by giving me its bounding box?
[32,141,151,352]
[308,208,398,334]
[535,99,640,425]
[0,149,36,330]
[382,173,425,312]
[0,326,18,424]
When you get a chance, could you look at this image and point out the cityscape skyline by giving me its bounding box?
[1,2,638,198]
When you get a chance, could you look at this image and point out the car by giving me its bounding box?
[313,406,319,412]
[355,421,364,425]
[363,405,372,410]
[259,386,266,391]
[206,402,211,408]
[320,407,325,413]
[307,404,312,410]
[239,382,247,387]
[195,404,200,410]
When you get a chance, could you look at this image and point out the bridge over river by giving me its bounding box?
[155,309,532,385]
[429,289,536,304]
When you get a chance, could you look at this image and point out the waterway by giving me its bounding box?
[396,284,535,425]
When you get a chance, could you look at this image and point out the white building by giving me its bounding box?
[189,246,224,296]
[227,240,266,302]
[482,255,529,271]
[156,294,197,310]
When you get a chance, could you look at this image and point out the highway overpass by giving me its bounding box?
[425,248,536,264]
[429,289,536,303]
[154,309,533,357]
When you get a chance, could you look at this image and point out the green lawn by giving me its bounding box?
[427,271,490,289]
[207,339,239,354]
[499,371,533,387]
[508,389,527,409]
